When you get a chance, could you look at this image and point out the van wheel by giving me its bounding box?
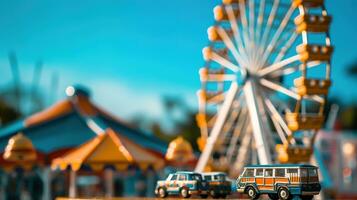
[300,195,314,200]
[278,187,291,200]
[200,194,208,198]
[246,186,259,200]
[157,187,167,198]
[268,193,279,200]
[180,187,191,198]
[220,194,227,198]
[210,190,219,198]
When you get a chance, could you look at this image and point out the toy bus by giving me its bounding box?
[236,164,321,200]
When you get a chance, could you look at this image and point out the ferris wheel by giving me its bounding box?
[195,0,333,175]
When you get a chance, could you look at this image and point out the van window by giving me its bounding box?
[265,169,273,177]
[256,169,264,177]
[190,174,202,181]
[214,174,225,181]
[275,169,285,177]
[244,169,254,177]
[204,175,212,181]
[178,174,186,181]
[171,175,177,180]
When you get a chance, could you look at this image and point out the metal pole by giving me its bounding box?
[243,80,272,164]
[105,168,114,197]
[43,168,51,200]
[69,170,77,198]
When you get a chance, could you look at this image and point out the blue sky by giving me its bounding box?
[0,0,357,123]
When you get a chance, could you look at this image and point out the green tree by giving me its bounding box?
[0,99,21,126]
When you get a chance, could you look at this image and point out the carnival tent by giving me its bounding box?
[0,85,167,161]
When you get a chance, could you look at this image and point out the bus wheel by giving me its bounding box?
[268,193,279,200]
[278,187,291,200]
[246,186,259,200]
[300,195,313,200]
[180,187,191,198]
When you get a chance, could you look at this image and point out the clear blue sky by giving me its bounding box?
[0,0,357,122]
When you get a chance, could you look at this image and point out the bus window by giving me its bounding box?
[287,168,298,174]
[256,169,264,177]
[244,169,254,177]
[300,169,308,177]
[308,168,318,177]
[275,169,285,177]
[300,168,308,182]
[265,169,273,177]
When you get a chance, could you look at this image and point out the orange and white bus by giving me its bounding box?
[236,164,321,200]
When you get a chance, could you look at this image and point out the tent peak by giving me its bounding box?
[66,85,91,99]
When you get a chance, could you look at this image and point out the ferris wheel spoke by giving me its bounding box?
[238,0,252,59]
[274,33,298,63]
[260,5,295,68]
[258,0,280,56]
[203,74,237,82]
[271,61,322,78]
[226,6,249,63]
[256,0,266,43]
[216,26,249,68]
[226,109,248,163]
[260,78,300,100]
[195,82,240,172]
[233,125,252,170]
[263,99,288,145]
[263,96,295,143]
[222,101,242,138]
[210,52,241,73]
[258,55,301,77]
[249,0,255,40]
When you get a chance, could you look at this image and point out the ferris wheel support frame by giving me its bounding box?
[243,80,272,164]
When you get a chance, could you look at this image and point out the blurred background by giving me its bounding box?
[1,0,357,140]
[0,0,357,199]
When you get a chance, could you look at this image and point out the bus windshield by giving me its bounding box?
[308,168,318,177]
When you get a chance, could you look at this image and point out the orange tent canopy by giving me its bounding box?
[51,128,164,171]
[0,133,45,172]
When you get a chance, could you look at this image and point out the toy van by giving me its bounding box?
[155,171,208,198]
[236,164,321,200]
[202,172,231,198]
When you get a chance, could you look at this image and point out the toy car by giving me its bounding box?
[202,172,231,198]
[155,171,208,198]
[236,164,321,200]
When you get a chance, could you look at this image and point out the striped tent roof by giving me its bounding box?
[52,128,165,171]
[0,86,167,161]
